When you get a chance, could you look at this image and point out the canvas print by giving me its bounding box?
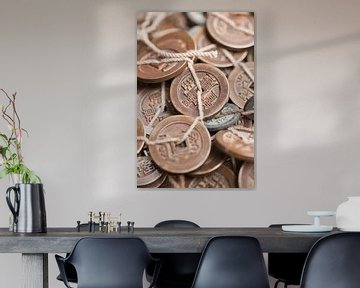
[137,12,255,189]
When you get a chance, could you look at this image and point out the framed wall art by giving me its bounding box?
[137,12,255,189]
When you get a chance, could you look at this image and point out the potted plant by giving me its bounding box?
[0,89,40,183]
[0,88,46,233]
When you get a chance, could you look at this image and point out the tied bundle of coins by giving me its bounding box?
[137,12,255,189]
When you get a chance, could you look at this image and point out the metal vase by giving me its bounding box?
[6,183,47,233]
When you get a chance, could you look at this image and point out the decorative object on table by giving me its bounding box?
[282,211,336,232]
[336,196,360,231]
[137,12,255,189]
[79,211,122,232]
[0,89,46,233]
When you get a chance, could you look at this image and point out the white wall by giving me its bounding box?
[0,0,360,287]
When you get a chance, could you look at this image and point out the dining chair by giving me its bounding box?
[300,232,360,288]
[56,223,99,284]
[268,224,308,288]
[191,236,270,288]
[147,220,201,288]
[55,237,160,288]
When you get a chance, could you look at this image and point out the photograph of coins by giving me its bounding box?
[137,12,254,189]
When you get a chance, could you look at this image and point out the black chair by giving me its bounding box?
[55,237,160,288]
[268,224,308,288]
[148,220,201,288]
[56,223,99,284]
[300,232,360,288]
[191,236,270,288]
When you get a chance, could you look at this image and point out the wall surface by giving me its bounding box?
[0,0,360,287]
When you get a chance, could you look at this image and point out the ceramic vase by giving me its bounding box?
[336,196,360,231]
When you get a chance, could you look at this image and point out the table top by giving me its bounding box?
[0,227,340,254]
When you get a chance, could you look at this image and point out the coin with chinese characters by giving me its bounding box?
[190,144,225,176]
[137,84,174,134]
[149,115,211,174]
[204,103,240,132]
[170,63,229,118]
[193,26,248,67]
[228,62,254,109]
[238,162,254,189]
[137,156,164,186]
[137,118,145,153]
[214,130,254,162]
[137,31,195,83]
[206,12,254,50]
[187,164,237,188]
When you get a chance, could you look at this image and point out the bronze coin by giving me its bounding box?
[204,103,240,132]
[235,117,253,130]
[137,156,164,186]
[137,31,195,83]
[244,95,254,120]
[194,26,248,67]
[170,63,229,119]
[155,13,189,32]
[228,62,254,109]
[238,162,254,189]
[206,13,254,50]
[140,173,167,188]
[190,144,225,176]
[214,130,254,162]
[137,118,145,154]
[137,84,174,133]
[149,115,211,174]
[187,164,237,188]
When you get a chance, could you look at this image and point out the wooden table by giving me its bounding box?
[0,227,339,288]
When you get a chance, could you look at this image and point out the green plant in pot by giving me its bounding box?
[0,88,46,233]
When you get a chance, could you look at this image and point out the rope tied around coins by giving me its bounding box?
[137,12,218,145]
[137,12,254,145]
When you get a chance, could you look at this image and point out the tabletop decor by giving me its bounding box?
[336,196,360,231]
[0,88,46,233]
[136,12,255,189]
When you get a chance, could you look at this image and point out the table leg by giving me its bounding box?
[22,253,48,288]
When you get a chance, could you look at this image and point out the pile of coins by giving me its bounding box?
[137,12,255,189]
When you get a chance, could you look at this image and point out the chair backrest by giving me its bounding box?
[268,224,308,285]
[66,237,154,288]
[191,236,270,288]
[151,220,201,286]
[155,219,200,228]
[300,232,360,288]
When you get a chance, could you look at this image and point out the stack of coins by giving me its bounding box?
[137,12,255,189]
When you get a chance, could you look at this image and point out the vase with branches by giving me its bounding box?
[0,88,40,184]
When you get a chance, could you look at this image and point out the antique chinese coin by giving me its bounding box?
[238,162,254,189]
[187,164,237,188]
[190,144,225,176]
[206,12,254,50]
[149,115,211,174]
[170,63,229,118]
[214,130,254,162]
[141,173,167,188]
[137,118,145,154]
[137,156,164,187]
[193,26,248,68]
[137,31,195,83]
[228,62,254,109]
[204,103,240,132]
[137,84,173,133]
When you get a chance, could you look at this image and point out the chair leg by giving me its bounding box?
[274,280,289,288]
